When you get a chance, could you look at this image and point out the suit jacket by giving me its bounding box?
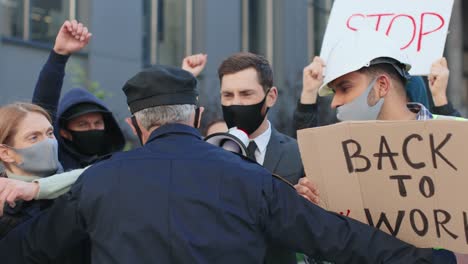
[263,127,304,185]
[262,127,305,264]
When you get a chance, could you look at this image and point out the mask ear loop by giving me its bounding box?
[262,88,272,115]
[193,106,201,128]
[131,115,144,146]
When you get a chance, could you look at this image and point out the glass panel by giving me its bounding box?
[143,0,187,66]
[1,0,24,39]
[142,0,151,65]
[30,0,69,43]
[248,0,267,56]
[76,0,90,25]
[157,0,186,66]
[313,0,333,54]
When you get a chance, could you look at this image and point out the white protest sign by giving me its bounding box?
[320,0,454,75]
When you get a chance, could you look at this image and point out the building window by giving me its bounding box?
[143,0,193,66]
[1,0,86,45]
[309,0,334,55]
[242,0,274,63]
[1,0,24,39]
[30,0,69,43]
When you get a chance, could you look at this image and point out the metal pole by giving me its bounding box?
[241,0,249,52]
[23,0,30,40]
[150,0,159,65]
[266,0,273,64]
[185,0,193,56]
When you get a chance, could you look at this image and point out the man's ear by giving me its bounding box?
[59,129,72,140]
[125,117,138,136]
[376,74,391,98]
[266,87,278,108]
[0,145,16,164]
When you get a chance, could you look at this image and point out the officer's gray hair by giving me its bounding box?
[134,104,195,130]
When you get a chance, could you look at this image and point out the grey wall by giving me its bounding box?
[0,42,86,105]
[270,0,309,135]
[193,0,310,136]
[194,0,243,128]
[88,0,144,142]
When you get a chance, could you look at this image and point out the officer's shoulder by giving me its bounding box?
[227,152,294,186]
[82,150,135,173]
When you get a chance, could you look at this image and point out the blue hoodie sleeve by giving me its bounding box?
[32,50,70,122]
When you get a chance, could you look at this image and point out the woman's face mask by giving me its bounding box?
[0,112,62,177]
[9,138,62,177]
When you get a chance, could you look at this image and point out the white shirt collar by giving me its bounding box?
[250,121,271,165]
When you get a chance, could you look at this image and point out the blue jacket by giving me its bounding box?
[32,51,125,170]
[2,124,455,263]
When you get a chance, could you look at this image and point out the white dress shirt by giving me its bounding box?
[249,121,271,165]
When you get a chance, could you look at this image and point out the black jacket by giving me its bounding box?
[32,51,125,170]
[0,124,456,264]
[0,173,89,264]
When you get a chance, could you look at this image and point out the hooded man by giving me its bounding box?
[32,20,125,170]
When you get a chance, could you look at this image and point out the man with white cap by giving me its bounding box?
[302,30,463,124]
[295,29,467,263]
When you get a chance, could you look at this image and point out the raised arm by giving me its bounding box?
[181,53,207,77]
[32,20,92,121]
[428,57,462,117]
[293,57,326,130]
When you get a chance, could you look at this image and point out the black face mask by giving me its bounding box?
[69,130,107,156]
[222,92,269,135]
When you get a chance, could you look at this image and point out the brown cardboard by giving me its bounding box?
[297,120,468,253]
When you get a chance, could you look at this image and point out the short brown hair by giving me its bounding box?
[358,63,407,88]
[218,52,273,93]
[0,103,51,146]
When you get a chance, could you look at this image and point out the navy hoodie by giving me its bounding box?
[32,51,125,170]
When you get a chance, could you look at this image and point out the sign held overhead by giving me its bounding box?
[320,0,454,75]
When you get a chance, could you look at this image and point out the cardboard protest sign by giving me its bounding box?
[297,120,468,253]
[320,0,454,75]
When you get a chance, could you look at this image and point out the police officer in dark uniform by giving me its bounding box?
[1,65,458,263]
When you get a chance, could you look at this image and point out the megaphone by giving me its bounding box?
[204,127,249,157]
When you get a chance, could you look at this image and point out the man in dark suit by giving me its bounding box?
[183,53,303,186]
[184,52,304,185]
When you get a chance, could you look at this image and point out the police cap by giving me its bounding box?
[122,65,199,114]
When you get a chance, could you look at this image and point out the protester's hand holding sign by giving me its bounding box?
[182,53,208,77]
[294,177,320,205]
[0,178,38,216]
[429,57,450,107]
[53,20,92,56]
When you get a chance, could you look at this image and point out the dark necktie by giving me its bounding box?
[247,140,258,162]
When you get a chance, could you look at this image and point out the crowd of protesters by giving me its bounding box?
[0,20,466,264]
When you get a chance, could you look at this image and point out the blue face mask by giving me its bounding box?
[336,78,384,121]
[11,138,62,177]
